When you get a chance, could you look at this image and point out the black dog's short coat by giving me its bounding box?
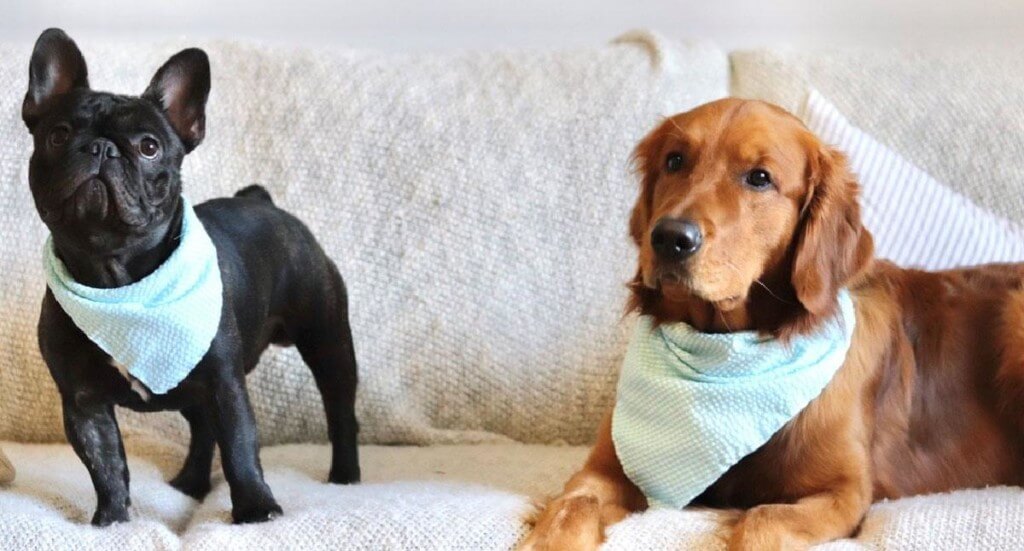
[23,29,360,525]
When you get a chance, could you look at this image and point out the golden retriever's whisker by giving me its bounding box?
[722,260,796,305]
[753,278,797,305]
[717,309,733,332]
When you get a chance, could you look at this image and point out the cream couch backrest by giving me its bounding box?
[731,47,1024,225]
[6,36,1022,450]
[0,32,729,447]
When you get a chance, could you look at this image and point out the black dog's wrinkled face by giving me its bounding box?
[29,91,183,237]
[23,29,210,255]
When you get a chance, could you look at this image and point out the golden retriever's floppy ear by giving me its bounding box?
[791,143,874,318]
[628,121,668,246]
[625,120,670,315]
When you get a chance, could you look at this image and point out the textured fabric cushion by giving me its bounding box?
[0,442,192,551]
[0,33,729,447]
[730,46,1024,226]
[181,444,587,550]
[5,441,1024,550]
[0,441,589,550]
[802,90,1024,270]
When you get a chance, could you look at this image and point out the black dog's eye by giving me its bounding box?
[745,169,773,190]
[138,137,160,159]
[48,125,70,148]
[665,152,684,173]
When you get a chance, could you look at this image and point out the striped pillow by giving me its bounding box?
[800,90,1024,270]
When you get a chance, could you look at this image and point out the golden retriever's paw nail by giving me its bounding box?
[515,538,536,551]
[522,496,549,526]
[550,495,599,529]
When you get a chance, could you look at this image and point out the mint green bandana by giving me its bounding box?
[43,197,223,395]
[612,291,856,509]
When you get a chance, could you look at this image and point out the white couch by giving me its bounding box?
[1,31,1023,549]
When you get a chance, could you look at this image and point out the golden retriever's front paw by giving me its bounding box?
[728,505,809,551]
[518,494,604,551]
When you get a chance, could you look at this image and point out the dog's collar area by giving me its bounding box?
[42,196,224,395]
[653,291,854,381]
[612,290,856,509]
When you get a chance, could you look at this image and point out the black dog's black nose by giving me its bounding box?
[89,138,120,159]
[650,217,702,261]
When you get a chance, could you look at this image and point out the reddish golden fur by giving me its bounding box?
[521,98,1024,550]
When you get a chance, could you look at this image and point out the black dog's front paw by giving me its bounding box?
[92,505,130,527]
[328,464,360,485]
[169,471,212,500]
[231,498,283,524]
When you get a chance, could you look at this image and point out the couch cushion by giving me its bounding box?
[0,441,590,550]
[0,33,729,448]
[802,89,1024,269]
[182,443,588,550]
[5,441,1024,550]
[0,442,192,551]
[730,46,1024,226]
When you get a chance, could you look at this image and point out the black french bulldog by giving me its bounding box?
[22,29,360,525]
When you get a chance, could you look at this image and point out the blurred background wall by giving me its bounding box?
[4,0,1024,51]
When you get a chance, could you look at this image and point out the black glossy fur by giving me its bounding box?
[23,29,360,526]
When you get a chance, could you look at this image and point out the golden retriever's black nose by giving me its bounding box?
[651,217,702,261]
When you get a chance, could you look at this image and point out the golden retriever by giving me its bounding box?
[520,98,1024,550]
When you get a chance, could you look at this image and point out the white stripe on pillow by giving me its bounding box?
[800,89,1024,270]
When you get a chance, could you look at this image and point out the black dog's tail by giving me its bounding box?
[235,184,274,204]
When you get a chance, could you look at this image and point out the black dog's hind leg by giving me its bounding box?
[294,277,360,484]
[62,398,131,526]
[169,405,216,499]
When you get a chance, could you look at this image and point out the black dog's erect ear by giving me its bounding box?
[142,48,210,153]
[23,28,89,130]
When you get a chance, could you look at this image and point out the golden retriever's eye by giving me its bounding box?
[665,153,684,173]
[745,169,773,190]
